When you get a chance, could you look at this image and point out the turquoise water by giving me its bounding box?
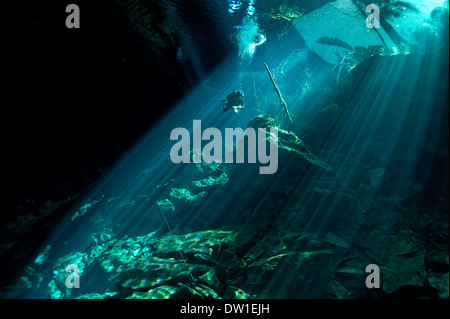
[3,0,448,299]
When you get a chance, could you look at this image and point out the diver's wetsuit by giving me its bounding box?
[223,90,244,113]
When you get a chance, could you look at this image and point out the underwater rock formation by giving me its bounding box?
[247,114,332,172]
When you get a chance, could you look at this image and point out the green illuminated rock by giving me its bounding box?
[247,114,333,171]
[169,188,206,203]
[156,198,175,213]
[128,285,181,299]
[192,173,229,188]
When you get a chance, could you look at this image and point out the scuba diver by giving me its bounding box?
[221,90,244,114]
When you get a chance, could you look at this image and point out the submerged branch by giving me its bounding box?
[264,63,292,124]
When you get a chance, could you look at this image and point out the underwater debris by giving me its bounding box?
[317,36,353,51]
[263,63,292,124]
[169,188,206,203]
[247,114,333,172]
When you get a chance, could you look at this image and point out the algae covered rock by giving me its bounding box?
[156,198,175,214]
[44,228,239,299]
[247,114,333,171]
[192,173,229,188]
